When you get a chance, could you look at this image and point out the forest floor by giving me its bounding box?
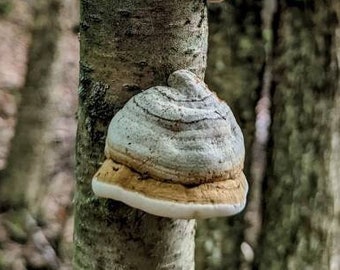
[0,1,79,269]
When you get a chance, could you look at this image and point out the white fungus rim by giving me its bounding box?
[92,177,247,219]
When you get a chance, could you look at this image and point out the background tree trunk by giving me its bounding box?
[0,0,61,211]
[73,0,207,269]
[256,1,339,269]
[0,0,78,268]
[330,4,340,268]
[196,1,265,269]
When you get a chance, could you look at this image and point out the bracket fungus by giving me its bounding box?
[92,70,248,219]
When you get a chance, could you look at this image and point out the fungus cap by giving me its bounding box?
[92,70,248,219]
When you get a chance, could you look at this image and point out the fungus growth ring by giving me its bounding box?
[92,70,248,219]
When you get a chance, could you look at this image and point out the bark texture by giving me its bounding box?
[0,0,61,210]
[257,1,339,269]
[196,2,264,269]
[329,3,340,268]
[74,1,207,269]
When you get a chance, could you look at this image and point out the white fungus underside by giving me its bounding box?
[92,177,246,219]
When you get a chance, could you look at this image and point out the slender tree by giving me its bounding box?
[73,1,208,269]
[257,1,339,269]
[0,0,61,211]
[196,1,265,269]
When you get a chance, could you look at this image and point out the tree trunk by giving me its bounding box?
[329,4,340,268]
[256,1,339,269]
[196,2,264,269]
[73,1,207,269]
[0,0,61,210]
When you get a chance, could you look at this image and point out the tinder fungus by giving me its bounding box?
[92,70,248,219]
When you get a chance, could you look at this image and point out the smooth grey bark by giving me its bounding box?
[256,1,339,269]
[0,0,61,210]
[73,1,207,269]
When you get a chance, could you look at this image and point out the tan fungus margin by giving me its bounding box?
[95,159,247,204]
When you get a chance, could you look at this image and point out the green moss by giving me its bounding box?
[3,210,28,244]
[0,252,7,270]
[0,0,12,17]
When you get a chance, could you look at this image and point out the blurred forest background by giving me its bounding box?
[0,0,339,269]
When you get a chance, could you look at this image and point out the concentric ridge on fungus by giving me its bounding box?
[92,69,248,219]
[105,69,245,185]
